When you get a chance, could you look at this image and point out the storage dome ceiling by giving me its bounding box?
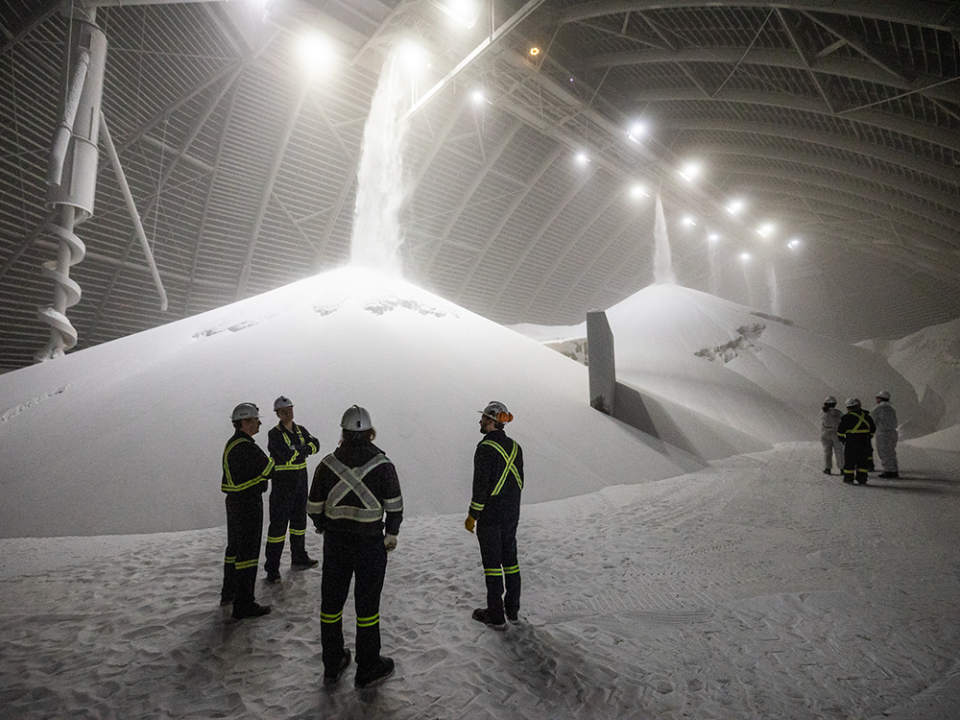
[2,0,959,371]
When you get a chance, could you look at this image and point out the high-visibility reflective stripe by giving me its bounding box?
[222,437,274,492]
[383,495,403,513]
[223,555,236,564]
[321,611,343,624]
[504,564,520,574]
[841,410,872,435]
[274,424,313,471]
[470,500,485,513]
[235,559,259,570]
[306,500,325,515]
[289,528,306,536]
[481,439,522,496]
[484,568,503,577]
[321,454,390,524]
[266,535,286,544]
[356,614,380,628]
[325,505,384,522]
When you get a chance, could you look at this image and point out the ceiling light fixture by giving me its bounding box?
[296,32,336,71]
[627,121,647,141]
[679,162,700,182]
[398,40,429,73]
[757,223,776,238]
[434,0,480,28]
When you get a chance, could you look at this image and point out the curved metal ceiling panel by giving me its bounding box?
[1,0,959,371]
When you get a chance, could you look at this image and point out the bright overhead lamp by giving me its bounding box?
[682,216,696,227]
[574,152,589,166]
[757,222,776,238]
[708,233,720,242]
[787,238,802,250]
[529,47,541,57]
[630,184,649,199]
[296,31,336,71]
[471,90,485,105]
[727,199,745,215]
[679,162,700,182]
[740,252,752,262]
[398,40,429,73]
[627,121,647,141]
[434,0,480,28]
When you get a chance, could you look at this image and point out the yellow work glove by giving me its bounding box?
[464,515,476,534]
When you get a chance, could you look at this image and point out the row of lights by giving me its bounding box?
[560,121,806,255]
[292,5,805,261]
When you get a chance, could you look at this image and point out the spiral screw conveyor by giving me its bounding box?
[37,1,167,362]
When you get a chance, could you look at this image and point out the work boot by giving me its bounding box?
[822,468,831,475]
[354,656,395,689]
[879,471,899,478]
[323,649,352,686]
[232,602,271,620]
[292,557,319,570]
[472,607,507,631]
[265,572,281,584]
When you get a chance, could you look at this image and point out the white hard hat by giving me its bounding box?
[844,398,860,408]
[274,395,294,411]
[824,395,837,405]
[876,390,890,401]
[341,404,373,431]
[479,400,513,424]
[231,402,260,421]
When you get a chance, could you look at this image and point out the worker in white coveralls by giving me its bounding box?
[873,391,899,478]
[820,395,844,475]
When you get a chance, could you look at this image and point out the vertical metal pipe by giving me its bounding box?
[36,4,105,360]
[99,113,169,311]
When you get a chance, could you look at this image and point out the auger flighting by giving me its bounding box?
[38,2,167,362]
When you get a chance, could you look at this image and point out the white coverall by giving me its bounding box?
[872,401,899,472]
[820,407,844,471]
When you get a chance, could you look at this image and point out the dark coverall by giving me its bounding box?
[838,408,876,484]
[221,430,274,610]
[307,441,403,679]
[468,429,524,625]
[265,421,320,573]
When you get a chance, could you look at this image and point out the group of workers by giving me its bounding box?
[820,391,900,484]
[219,397,525,690]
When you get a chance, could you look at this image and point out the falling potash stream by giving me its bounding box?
[767,263,780,316]
[653,194,676,285]
[350,53,410,274]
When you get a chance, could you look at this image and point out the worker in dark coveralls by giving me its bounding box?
[307,405,403,689]
[264,395,321,583]
[837,398,876,486]
[220,402,274,620]
[464,401,524,630]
